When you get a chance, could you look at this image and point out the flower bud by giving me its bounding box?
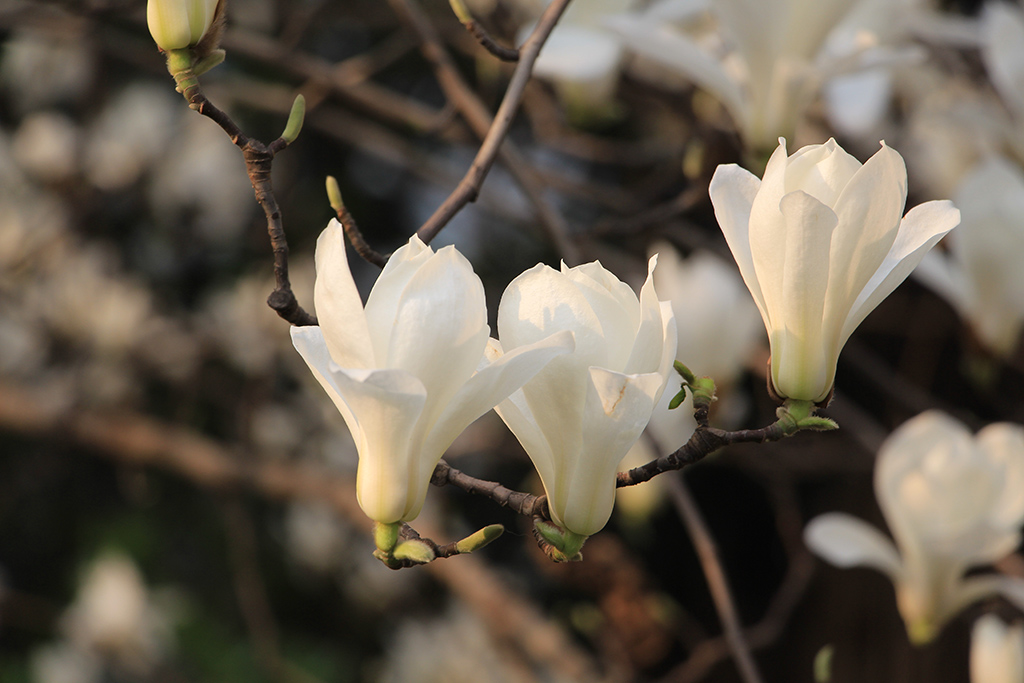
[147,0,221,51]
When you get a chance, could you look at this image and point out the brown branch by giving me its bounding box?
[389,0,582,264]
[178,80,316,327]
[334,203,389,268]
[465,20,520,61]
[668,476,766,683]
[430,459,547,517]
[616,422,789,488]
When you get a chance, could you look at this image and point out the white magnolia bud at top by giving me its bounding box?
[147,0,220,51]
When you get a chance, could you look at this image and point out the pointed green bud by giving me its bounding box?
[373,521,400,554]
[673,360,696,385]
[392,539,436,564]
[813,645,834,683]
[448,0,473,24]
[192,49,225,76]
[667,387,688,410]
[326,176,344,214]
[455,525,504,554]
[280,94,305,145]
[534,520,586,562]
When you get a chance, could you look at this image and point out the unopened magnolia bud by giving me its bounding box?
[147,0,221,51]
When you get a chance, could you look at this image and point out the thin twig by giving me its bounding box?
[334,203,389,268]
[668,475,766,683]
[175,78,316,327]
[389,0,582,264]
[449,0,520,61]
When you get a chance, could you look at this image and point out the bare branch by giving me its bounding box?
[668,476,766,683]
[389,0,582,264]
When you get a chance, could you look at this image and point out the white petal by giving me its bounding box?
[709,163,769,325]
[978,423,1024,528]
[804,513,903,579]
[385,245,489,431]
[623,255,669,376]
[557,367,664,536]
[824,143,907,331]
[330,366,428,523]
[747,140,793,322]
[607,15,747,124]
[363,234,433,361]
[312,219,375,368]
[784,138,862,206]
[840,200,960,346]
[561,260,640,369]
[421,329,575,487]
[982,1,1024,117]
[772,190,837,401]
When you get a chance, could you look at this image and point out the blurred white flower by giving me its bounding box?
[973,615,1024,683]
[292,220,572,523]
[609,0,919,152]
[0,29,95,114]
[61,554,172,674]
[805,411,1024,644]
[710,137,958,402]
[84,83,178,191]
[494,257,675,539]
[12,111,79,183]
[914,156,1024,357]
[525,0,637,122]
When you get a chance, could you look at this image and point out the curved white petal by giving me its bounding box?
[840,200,959,347]
[773,190,837,401]
[556,367,664,535]
[804,513,903,579]
[385,245,489,431]
[825,142,907,327]
[421,329,575,484]
[312,219,375,369]
[709,163,768,324]
[624,255,668,376]
[362,235,433,360]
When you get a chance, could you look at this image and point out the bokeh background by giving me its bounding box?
[3,0,1023,681]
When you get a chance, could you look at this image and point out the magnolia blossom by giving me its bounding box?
[146,0,220,51]
[291,220,572,524]
[520,0,637,120]
[972,615,1024,683]
[915,156,1024,358]
[608,0,916,152]
[981,0,1024,159]
[805,411,1024,644]
[493,258,676,538]
[710,137,959,402]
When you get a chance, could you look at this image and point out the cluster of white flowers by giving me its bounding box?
[292,136,960,555]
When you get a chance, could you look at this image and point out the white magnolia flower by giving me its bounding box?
[291,220,572,524]
[710,137,959,402]
[972,615,1024,683]
[523,0,637,120]
[914,156,1024,358]
[147,0,220,51]
[805,411,1024,644]
[493,258,676,538]
[608,0,915,152]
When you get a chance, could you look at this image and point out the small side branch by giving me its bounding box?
[616,422,787,488]
[449,0,519,61]
[431,459,546,517]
